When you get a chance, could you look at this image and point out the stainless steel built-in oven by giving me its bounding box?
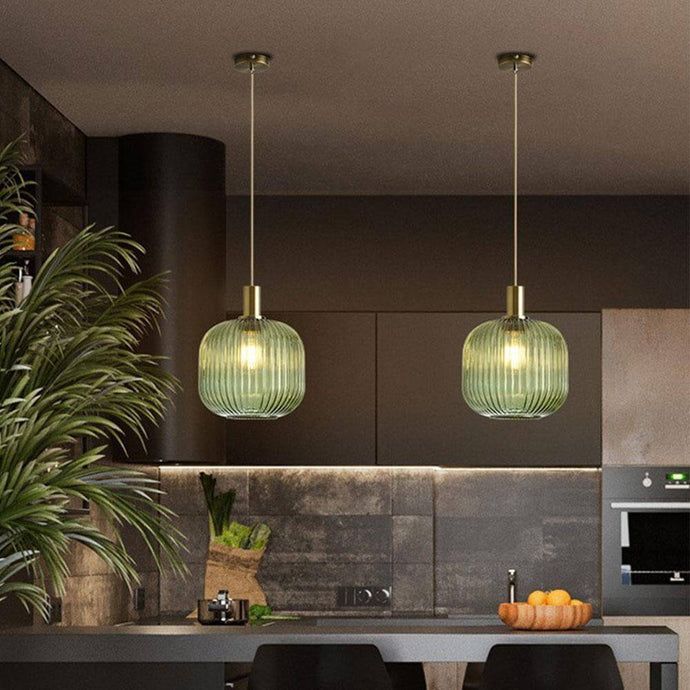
[603,466,690,615]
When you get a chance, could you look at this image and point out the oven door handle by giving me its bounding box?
[610,502,690,509]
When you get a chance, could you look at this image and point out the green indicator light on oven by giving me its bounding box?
[666,472,688,481]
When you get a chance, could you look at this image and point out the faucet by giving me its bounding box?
[508,569,517,603]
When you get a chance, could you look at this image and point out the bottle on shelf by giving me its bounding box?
[21,260,32,301]
[15,260,32,305]
[14,264,24,305]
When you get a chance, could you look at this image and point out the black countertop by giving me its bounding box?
[0,620,678,664]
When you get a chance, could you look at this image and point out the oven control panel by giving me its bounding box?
[640,470,690,490]
[604,466,690,499]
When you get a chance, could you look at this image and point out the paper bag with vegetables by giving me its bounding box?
[199,473,271,607]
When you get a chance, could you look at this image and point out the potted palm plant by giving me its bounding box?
[0,138,186,620]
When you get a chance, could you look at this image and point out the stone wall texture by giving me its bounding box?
[0,59,85,268]
[157,466,601,618]
[0,59,85,199]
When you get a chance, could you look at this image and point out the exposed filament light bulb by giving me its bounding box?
[239,331,262,370]
[504,332,527,370]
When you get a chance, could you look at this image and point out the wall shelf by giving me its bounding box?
[2,166,44,276]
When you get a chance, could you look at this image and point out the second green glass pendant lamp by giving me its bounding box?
[462,53,568,419]
[199,53,305,419]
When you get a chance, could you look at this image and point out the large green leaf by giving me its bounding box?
[0,138,188,619]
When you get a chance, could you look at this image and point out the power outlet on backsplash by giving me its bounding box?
[337,586,391,608]
[48,596,62,625]
[133,587,146,612]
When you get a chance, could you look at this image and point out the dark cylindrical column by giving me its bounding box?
[118,133,226,463]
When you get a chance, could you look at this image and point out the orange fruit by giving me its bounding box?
[527,590,548,606]
[570,599,584,606]
[546,589,572,606]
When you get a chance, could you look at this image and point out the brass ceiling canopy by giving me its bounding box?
[233,52,272,73]
[497,52,535,71]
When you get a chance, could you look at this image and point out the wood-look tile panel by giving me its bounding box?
[602,309,690,465]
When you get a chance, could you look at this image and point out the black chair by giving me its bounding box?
[461,662,484,690]
[385,662,427,689]
[478,644,624,690]
[248,644,394,690]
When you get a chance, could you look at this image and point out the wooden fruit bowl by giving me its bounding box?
[498,602,593,630]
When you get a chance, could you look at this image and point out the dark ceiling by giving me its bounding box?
[1,0,688,195]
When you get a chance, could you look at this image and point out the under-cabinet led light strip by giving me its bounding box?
[157,465,601,472]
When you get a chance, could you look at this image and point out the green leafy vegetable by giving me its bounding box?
[215,521,252,549]
[249,603,272,622]
[248,522,271,550]
[249,603,299,624]
[213,520,271,550]
[199,472,236,538]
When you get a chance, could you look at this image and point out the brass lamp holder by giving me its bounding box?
[242,285,261,318]
[506,285,525,319]
[242,285,261,319]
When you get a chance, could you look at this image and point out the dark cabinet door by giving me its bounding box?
[226,312,376,465]
[377,313,601,466]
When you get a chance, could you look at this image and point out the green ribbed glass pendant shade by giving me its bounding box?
[461,52,569,419]
[199,308,305,419]
[462,313,568,419]
[198,53,305,420]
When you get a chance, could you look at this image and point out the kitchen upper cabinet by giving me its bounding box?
[225,312,376,465]
[377,313,602,466]
[602,309,690,466]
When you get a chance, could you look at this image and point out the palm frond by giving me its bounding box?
[0,137,188,619]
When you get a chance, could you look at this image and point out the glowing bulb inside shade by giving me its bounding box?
[504,333,527,370]
[240,331,262,370]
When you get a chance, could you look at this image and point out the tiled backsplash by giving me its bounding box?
[41,464,162,627]
[159,467,425,615]
[48,466,600,625]
[156,467,601,618]
[434,470,600,615]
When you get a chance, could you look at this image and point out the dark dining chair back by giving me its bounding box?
[385,662,427,689]
[479,644,624,690]
[248,644,394,690]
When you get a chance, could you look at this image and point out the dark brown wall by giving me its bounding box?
[116,134,227,464]
[88,135,230,465]
[378,312,601,466]
[224,194,687,467]
[227,195,690,313]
